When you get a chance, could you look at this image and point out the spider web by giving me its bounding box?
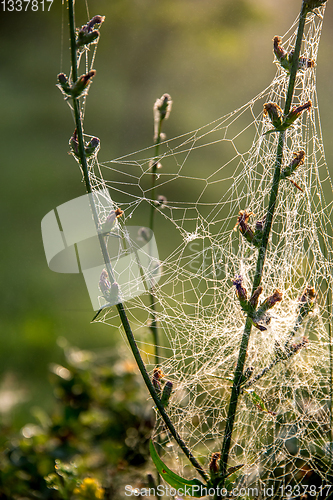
[81,5,333,494]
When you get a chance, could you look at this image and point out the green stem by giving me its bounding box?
[117,303,209,481]
[67,1,208,483]
[328,281,333,450]
[149,121,163,366]
[218,0,309,485]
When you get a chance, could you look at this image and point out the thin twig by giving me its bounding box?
[67,1,208,483]
[149,119,163,367]
[218,0,309,487]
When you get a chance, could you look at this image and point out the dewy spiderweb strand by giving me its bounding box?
[88,5,332,490]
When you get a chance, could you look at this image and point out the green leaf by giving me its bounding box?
[225,464,245,477]
[149,441,208,497]
[244,389,276,416]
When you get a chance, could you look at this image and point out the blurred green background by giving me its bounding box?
[1,0,332,431]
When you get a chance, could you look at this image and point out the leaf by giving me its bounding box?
[244,389,276,416]
[149,441,208,497]
[225,464,245,477]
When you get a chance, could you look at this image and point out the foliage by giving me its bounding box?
[0,342,155,499]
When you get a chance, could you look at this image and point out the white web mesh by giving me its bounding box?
[82,5,333,492]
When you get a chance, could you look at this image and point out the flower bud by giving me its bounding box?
[244,367,254,380]
[236,210,254,244]
[263,102,283,130]
[154,93,172,141]
[57,73,71,96]
[233,275,249,312]
[69,129,79,157]
[98,270,120,303]
[280,151,305,180]
[99,269,111,299]
[298,286,317,319]
[152,367,164,397]
[254,290,282,331]
[85,137,100,158]
[288,50,315,71]
[266,290,283,308]
[273,37,315,73]
[273,36,290,72]
[77,30,99,48]
[249,286,263,308]
[71,70,96,98]
[155,195,167,208]
[154,93,172,121]
[100,208,123,234]
[209,452,221,475]
[77,15,105,48]
[283,101,312,128]
[161,381,173,407]
[87,15,105,31]
[252,217,266,248]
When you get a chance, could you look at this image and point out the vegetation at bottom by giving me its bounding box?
[0,340,157,499]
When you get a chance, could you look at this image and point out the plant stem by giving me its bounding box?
[328,281,333,450]
[67,1,208,483]
[218,0,309,486]
[242,337,308,392]
[117,303,209,481]
[149,122,163,366]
